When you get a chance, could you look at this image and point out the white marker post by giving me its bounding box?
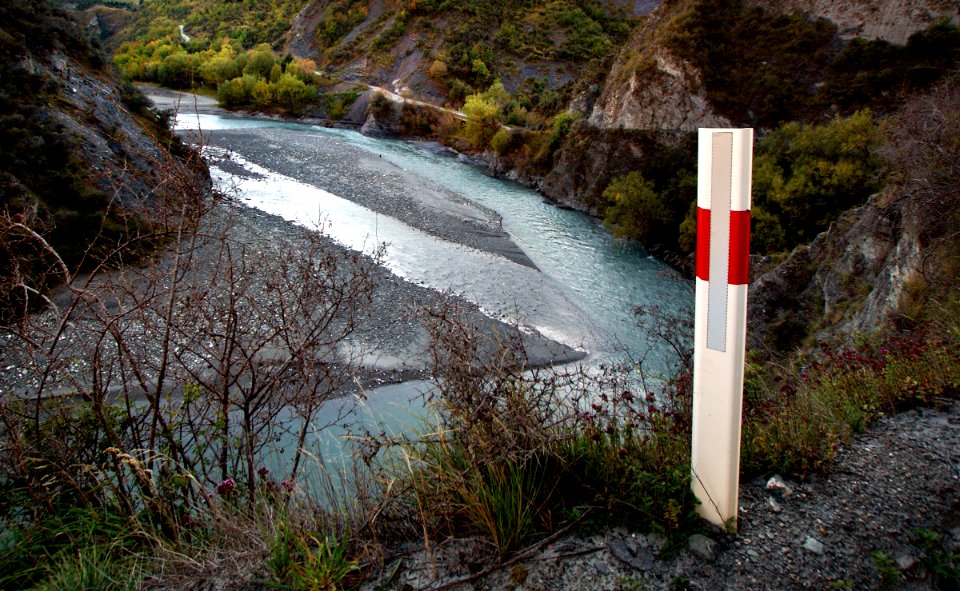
[691,128,753,529]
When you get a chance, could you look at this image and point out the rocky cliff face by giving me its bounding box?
[540,127,691,214]
[2,3,203,210]
[749,76,959,351]
[586,0,959,133]
[0,0,206,314]
[747,195,920,351]
[586,5,730,132]
[746,0,960,44]
[587,46,730,131]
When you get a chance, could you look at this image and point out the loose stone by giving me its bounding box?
[802,537,825,555]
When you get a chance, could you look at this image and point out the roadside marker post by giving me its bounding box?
[691,128,753,529]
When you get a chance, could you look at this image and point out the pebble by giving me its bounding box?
[688,534,718,562]
[802,536,825,555]
[766,474,794,498]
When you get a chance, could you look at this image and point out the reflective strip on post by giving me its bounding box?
[692,128,753,529]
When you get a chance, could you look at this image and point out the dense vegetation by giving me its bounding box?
[395,0,634,91]
[126,0,309,50]
[597,111,880,259]
[667,0,960,127]
[114,34,332,111]
[590,0,960,258]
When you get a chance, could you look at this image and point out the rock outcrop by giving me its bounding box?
[749,76,959,351]
[0,0,207,313]
[746,0,960,44]
[748,195,921,351]
[540,127,690,214]
[587,5,731,132]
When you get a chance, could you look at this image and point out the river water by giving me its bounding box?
[174,112,691,365]
[171,109,692,486]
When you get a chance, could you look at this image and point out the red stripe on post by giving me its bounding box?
[728,210,751,285]
[696,207,710,281]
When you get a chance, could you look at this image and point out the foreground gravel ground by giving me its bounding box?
[365,401,960,591]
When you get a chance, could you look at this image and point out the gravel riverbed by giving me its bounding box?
[140,87,585,382]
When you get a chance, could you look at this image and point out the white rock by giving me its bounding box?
[802,536,825,555]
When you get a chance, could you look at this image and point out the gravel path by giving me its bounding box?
[369,401,960,590]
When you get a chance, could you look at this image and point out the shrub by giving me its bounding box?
[603,172,670,242]
[383,304,700,560]
[157,51,197,88]
[243,43,277,79]
[369,91,395,120]
[276,73,316,112]
[490,127,514,155]
[217,75,249,107]
[549,110,581,148]
[462,92,499,148]
[741,330,960,474]
[751,110,879,253]
[251,79,276,109]
[428,59,448,80]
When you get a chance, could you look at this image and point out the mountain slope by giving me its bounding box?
[284,0,638,103]
[0,0,206,318]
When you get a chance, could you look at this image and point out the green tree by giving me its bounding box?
[157,51,196,88]
[602,172,669,242]
[251,79,275,109]
[549,110,581,147]
[217,76,249,107]
[269,63,283,83]
[751,110,879,253]
[200,55,241,86]
[243,43,276,79]
[275,73,314,112]
[462,93,499,148]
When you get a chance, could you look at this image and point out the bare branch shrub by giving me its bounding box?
[880,72,960,275]
[372,301,698,562]
[0,162,380,545]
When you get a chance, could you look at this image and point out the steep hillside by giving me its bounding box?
[583,0,960,133]
[543,0,959,240]
[124,0,310,50]
[538,0,960,351]
[284,0,638,104]
[747,0,960,44]
[749,74,960,352]
[0,0,206,319]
